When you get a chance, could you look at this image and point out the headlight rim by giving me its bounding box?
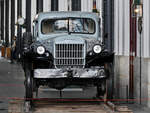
[37,46,45,55]
[93,44,102,54]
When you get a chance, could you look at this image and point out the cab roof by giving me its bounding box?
[36,11,99,21]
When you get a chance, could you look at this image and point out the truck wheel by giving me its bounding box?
[25,69,33,101]
[105,63,113,101]
[96,81,106,97]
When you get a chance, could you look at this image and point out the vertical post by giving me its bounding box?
[17,0,22,58]
[11,0,15,46]
[129,0,137,101]
[92,0,98,12]
[37,0,43,13]
[93,0,96,9]
[5,0,9,47]
[26,0,31,32]
[1,0,4,41]
[103,0,114,52]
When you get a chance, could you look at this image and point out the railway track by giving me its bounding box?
[8,99,133,113]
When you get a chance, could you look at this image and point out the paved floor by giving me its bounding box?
[0,52,150,113]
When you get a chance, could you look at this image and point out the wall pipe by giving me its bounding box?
[129,0,137,101]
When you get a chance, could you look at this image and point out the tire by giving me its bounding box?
[96,80,106,97]
[105,63,114,100]
[25,68,33,101]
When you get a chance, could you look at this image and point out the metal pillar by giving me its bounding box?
[129,0,137,100]
[37,0,43,13]
[103,0,114,52]
[5,0,9,47]
[11,0,15,46]
[51,0,59,11]
[1,0,4,41]
[17,0,22,58]
[26,0,31,32]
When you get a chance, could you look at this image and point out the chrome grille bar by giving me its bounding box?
[54,44,85,68]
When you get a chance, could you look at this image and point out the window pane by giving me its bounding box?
[41,18,95,34]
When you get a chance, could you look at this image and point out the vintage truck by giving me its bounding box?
[19,11,114,101]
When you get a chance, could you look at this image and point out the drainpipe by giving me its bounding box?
[129,0,137,101]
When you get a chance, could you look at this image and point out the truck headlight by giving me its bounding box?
[37,46,45,55]
[93,45,102,54]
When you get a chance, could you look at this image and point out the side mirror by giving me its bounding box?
[17,17,25,26]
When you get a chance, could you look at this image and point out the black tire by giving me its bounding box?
[25,68,33,101]
[22,32,32,51]
[96,80,106,97]
[105,63,114,100]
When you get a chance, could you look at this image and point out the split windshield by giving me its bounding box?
[41,18,95,34]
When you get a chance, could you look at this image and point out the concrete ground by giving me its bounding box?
[0,51,150,113]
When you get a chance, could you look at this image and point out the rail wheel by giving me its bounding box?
[104,63,114,102]
[25,68,33,101]
[96,81,106,97]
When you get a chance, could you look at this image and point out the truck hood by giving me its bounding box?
[35,35,99,54]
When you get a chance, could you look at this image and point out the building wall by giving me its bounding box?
[114,0,130,56]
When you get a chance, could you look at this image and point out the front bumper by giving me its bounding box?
[34,68,106,79]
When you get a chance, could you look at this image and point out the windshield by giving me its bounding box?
[41,18,95,34]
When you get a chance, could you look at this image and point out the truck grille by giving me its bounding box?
[54,44,85,68]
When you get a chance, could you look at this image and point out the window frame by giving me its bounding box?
[40,17,96,35]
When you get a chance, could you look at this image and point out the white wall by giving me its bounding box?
[59,0,68,11]
[3,0,5,43]
[15,0,17,36]
[9,0,11,44]
[81,0,93,12]
[43,0,51,12]
[114,0,130,56]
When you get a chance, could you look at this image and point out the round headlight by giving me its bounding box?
[37,46,45,55]
[93,45,102,54]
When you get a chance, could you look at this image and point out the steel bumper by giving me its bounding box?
[34,68,106,79]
